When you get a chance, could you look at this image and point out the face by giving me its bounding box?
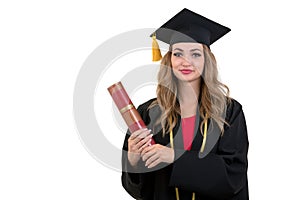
[171,42,204,83]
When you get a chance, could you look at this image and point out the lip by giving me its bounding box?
[180,69,193,74]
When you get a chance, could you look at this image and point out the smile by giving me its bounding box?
[180,69,193,74]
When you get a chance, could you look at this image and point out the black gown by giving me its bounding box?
[121,98,249,200]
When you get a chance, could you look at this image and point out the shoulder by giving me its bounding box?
[219,98,249,156]
[136,98,159,125]
[136,98,158,119]
[136,98,157,112]
[225,98,245,125]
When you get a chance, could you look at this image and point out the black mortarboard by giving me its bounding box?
[151,8,231,61]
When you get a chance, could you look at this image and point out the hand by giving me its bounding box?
[141,144,174,168]
[127,128,152,167]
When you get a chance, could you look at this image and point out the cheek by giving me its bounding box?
[171,56,179,68]
[195,59,205,73]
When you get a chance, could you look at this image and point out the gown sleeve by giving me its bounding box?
[169,100,249,199]
[121,100,155,199]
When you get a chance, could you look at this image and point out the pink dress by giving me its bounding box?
[181,115,196,151]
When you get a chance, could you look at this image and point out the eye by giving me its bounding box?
[192,53,201,58]
[173,52,183,57]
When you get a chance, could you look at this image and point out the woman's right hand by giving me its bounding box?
[127,128,153,167]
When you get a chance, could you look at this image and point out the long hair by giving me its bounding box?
[149,45,230,136]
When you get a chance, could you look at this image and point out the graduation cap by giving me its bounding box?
[151,8,231,61]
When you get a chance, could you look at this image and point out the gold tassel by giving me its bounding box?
[152,33,162,61]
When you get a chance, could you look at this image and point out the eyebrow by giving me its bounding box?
[173,48,184,52]
[190,48,202,52]
[173,48,202,52]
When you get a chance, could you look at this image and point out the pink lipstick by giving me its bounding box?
[180,69,193,74]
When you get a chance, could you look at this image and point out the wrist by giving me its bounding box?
[128,152,140,167]
[167,148,175,164]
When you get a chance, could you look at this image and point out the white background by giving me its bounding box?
[1,0,300,199]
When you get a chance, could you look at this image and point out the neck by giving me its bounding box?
[177,80,200,105]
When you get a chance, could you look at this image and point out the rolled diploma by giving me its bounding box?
[107,81,155,144]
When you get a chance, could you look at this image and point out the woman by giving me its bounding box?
[122,8,249,200]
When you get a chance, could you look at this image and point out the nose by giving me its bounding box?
[181,56,192,67]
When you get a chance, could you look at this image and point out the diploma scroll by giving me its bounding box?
[108,82,155,145]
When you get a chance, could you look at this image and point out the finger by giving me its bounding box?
[132,130,151,145]
[136,129,152,140]
[129,128,148,140]
[142,147,156,162]
[129,129,151,143]
[147,158,161,168]
[129,130,152,152]
[137,134,153,151]
[141,144,158,156]
[129,129,147,144]
[145,154,160,168]
[135,128,151,137]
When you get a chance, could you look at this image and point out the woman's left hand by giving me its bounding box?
[141,144,174,168]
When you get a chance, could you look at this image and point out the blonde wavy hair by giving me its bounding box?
[150,45,231,136]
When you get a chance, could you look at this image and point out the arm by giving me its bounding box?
[121,132,145,199]
[121,100,156,199]
[122,131,157,199]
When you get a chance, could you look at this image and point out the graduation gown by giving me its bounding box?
[122,98,249,200]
